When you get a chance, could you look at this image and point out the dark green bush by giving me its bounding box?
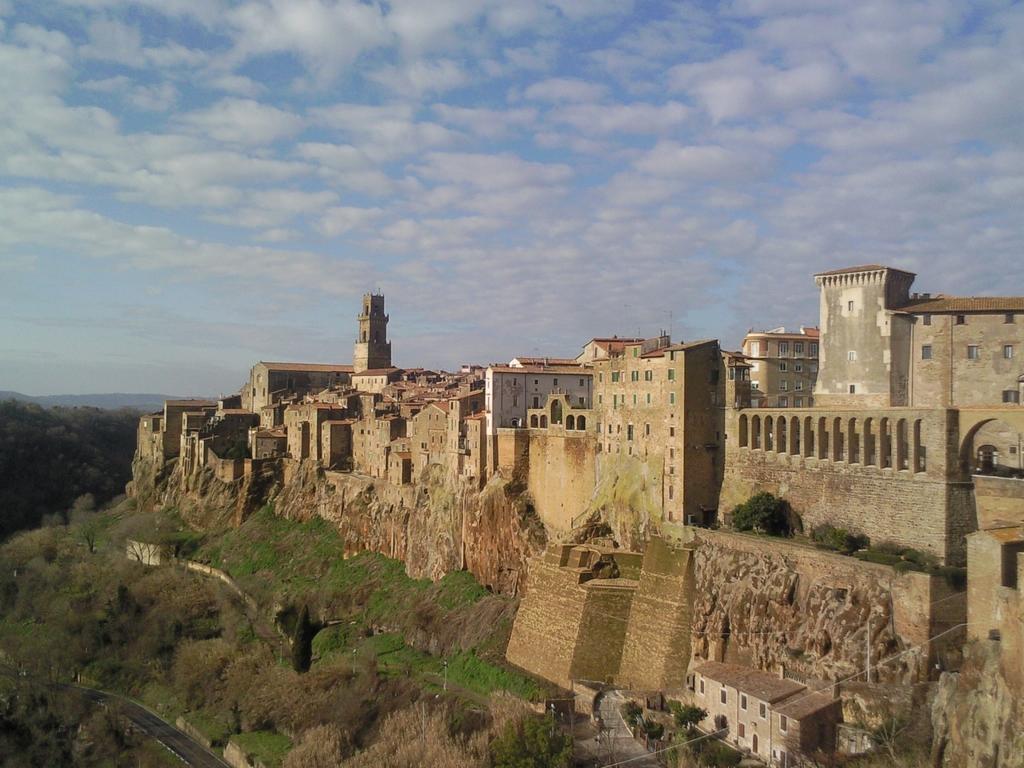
[732,492,789,536]
[668,701,707,729]
[621,701,643,728]
[811,524,869,554]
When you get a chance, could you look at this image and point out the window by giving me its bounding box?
[646,393,651,404]
[627,424,634,441]
[1004,345,1014,359]
[669,448,674,458]
[1004,390,1020,404]
[720,687,727,704]
[667,369,675,381]
[739,723,745,738]
[922,345,932,360]
[780,715,788,733]
[645,423,651,436]
[956,314,966,325]
[669,392,676,404]
[632,347,638,357]
[668,485,674,500]
[780,380,789,391]
[967,345,980,360]
[795,342,804,354]
[794,397,803,407]
[923,313,932,325]
[847,350,857,361]
[759,703,767,719]
[699,678,705,694]
[553,378,558,385]
[532,397,539,408]
[847,300,854,311]
[780,362,788,372]
[611,372,620,382]
[779,342,789,355]
[795,381,803,391]
[849,384,856,394]
[741,694,747,711]
[749,341,760,356]
[631,370,639,382]
[579,396,585,406]
[669,426,675,437]
[669,465,675,475]
[644,370,653,381]
[1006,313,1015,324]
[779,396,789,407]
[633,394,637,405]
[810,343,818,356]
[598,373,603,382]
[794,362,803,372]
[579,378,585,386]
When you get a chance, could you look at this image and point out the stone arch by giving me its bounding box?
[550,399,563,425]
[566,414,576,430]
[960,417,1024,478]
[804,416,815,457]
[863,417,875,466]
[879,417,892,468]
[765,415,774,451]
[896,418,909,470]
[776,416,787,454]
[817,416,828,459]
[577,415,586,431]
[752,415,762,449]
[848,417,860,463]
[529,414,538,428]
[790,415,800,455]
[539,414,548,428]
[832,416,844,461]
[739,414,749,448]
[913,419,926,472]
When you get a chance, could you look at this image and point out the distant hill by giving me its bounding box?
[0,391,183,412]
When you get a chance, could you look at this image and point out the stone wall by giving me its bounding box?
[525,430,597,533]
[617,537,695,691]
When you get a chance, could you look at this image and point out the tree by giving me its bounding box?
[490,713,572,768]
[732,492,790,536]
[669,701,707,730]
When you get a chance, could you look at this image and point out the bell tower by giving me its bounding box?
[353,293,391,373]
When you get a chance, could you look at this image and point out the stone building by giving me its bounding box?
[742,327,819,408]
[485,363,593,435]
[243,362,352,412]
[592,337,735,524]
[576,336,645,363]
[692,661,841,767]
[352,292,392,374]
[813,265,1024,409]
[283,403,346,461]
[967,525,1024,691]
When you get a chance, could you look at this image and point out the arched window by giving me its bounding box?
[539,415,548,428]
[832,417,844,461]
[739,414,749,447]
[790,416,800,455]
[566,414,576,430]
[551,399,563,425]
[896,418,909,470]
[776,416,787,454]
[848,418,859,463]
[817,417,828,459]
[752,415,762,449]
[804,416,814,457]
[879,417,891,468]
[863,417,875,465]
[577,415,586,430]
[529,414,538,428]
[765,415,774,451]
[913,419,926,472]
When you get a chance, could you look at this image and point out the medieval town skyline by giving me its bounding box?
[1,1,1022,395]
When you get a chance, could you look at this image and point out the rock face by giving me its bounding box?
[129,456,546,595]
[931,640,1024,768]
[686,531,933,686]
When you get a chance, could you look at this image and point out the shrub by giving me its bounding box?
[490,713,571,768]
[642,718,664,739]
[732,493,789,536]
[811,524,869,554]
[620,701,643,728]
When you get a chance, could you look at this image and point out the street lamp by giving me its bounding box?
[442,660,448,692]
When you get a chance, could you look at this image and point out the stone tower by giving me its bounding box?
[813,265,915,408]
[353,293,391,373]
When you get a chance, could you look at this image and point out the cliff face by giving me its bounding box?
[931,641,1024,768]
[129,456,546,595]
[687,534,922,685]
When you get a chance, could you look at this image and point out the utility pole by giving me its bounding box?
[865,618,872,683]
[443,659,448,692]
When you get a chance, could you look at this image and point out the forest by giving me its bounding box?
[0,400,140,540]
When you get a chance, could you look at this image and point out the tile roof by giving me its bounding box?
[512,356,579,366]
[898,296,1024,313]
[775,690,839,720]
[354,367,402,376]
[166,399,217,407]
[814,264,914,277]
[489,364,588,374]
[259,361,354,373]
[694,661,805,704]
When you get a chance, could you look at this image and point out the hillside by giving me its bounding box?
[0,391,184,412]
[0,401,140,539]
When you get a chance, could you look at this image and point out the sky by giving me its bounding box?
[1,1,1022,396]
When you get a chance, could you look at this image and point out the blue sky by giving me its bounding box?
[1,0,1022,395]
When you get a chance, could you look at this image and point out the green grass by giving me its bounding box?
[185,708,234,746]
[434,570,489,610]
[445,650,541,701]
[232,730,291,768]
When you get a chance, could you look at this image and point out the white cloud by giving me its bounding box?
[311,103,459,162]
[177,98,304,145]
[634,142,769,180]
[431,104,537,138]
[318,206,384,237]
[522,77,606,103]
[368,58,469,97]
[547,101,689,135]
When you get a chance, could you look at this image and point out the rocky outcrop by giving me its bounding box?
[931,640,1024,768]
[687,532,923,685]
[130,455,546,595]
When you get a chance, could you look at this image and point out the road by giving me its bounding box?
[574,689,661,768]
[65,684,231,768]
